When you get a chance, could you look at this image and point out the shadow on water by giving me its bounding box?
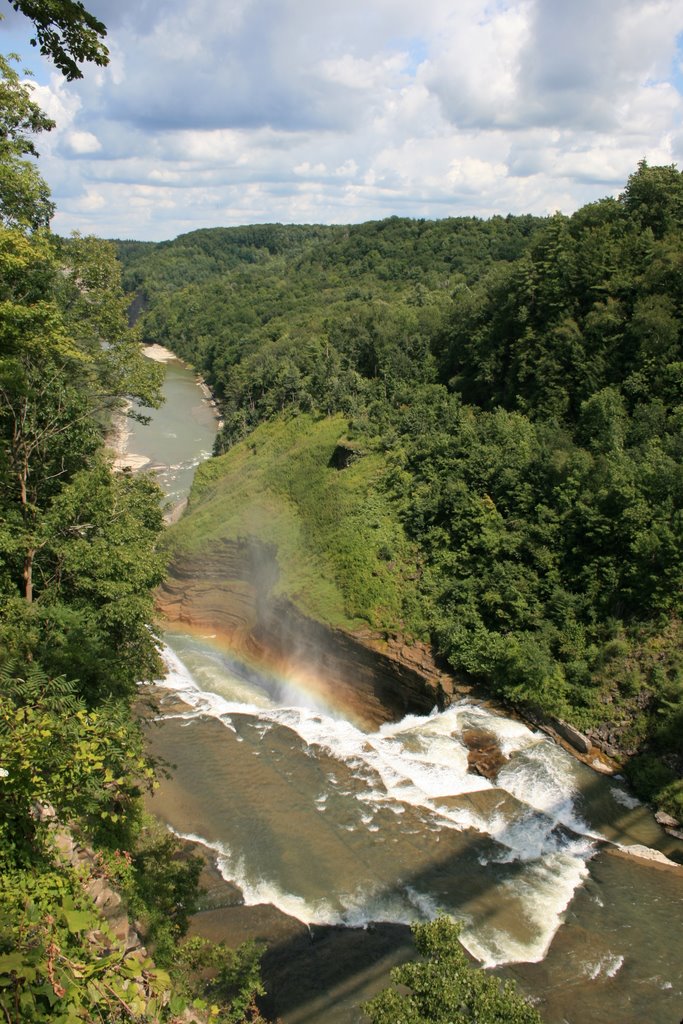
[189,840,528,1024]
[143,687,683,1024]
[203,844,683,1024]
[180,776,683,1024]
[573,766,683,864]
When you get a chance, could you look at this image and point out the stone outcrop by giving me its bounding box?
[461,728,509,780]
[156,538,458,728]
[34,806,144,954]
[551,719,592,755]
[523,706,619,772]
[655,810,683,840]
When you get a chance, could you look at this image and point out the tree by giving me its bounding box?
[363,917,543,1024]
[5,0,108,80]
[0,659,155,866]
[0,228,162,607]
[620,160,683,239]
[0,58,164,698]
[0,52,55,228]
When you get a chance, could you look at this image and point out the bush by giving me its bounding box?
[363,916,543,1024]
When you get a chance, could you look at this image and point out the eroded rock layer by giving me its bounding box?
[156,538,453,728]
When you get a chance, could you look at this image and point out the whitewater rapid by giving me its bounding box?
[151,640,604,968]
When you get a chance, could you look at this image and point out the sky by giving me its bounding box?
[2,0,683,241]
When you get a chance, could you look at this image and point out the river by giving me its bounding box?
[124,346,683,1024]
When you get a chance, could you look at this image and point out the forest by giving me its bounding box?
[121,163,683,820]
[0,48,273,1023]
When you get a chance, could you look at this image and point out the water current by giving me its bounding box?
[127,347,683,1024]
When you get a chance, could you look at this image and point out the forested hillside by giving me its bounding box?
[122,163,683,818]
[0,52,267,1023]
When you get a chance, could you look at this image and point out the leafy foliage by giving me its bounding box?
[363,917,543,1024]
[0,52,55,228]
[170,936,268,1024]
[5,0,109,80]
[122,817,203,964]
[0,660,155,866]
[0,867,176,1023]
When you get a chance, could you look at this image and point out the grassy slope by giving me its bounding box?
[163,412,428,637]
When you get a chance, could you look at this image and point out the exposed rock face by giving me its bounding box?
[552,719,592,755]
[328,440,362,469]
[156,538,454,728]
[35,805,145,954]
[461,728,509,780]
[655,810,681,829]
[524,706,608,768]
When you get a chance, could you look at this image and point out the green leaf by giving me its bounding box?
[0,952,25,973]
[63,908,92,933]
[169,993,186,1014]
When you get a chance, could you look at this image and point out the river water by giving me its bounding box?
[127,347,683,1024]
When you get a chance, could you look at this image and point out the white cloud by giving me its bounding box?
[80,190,106,211]
[66,131,102,154]
[8,0,682,239]
[294,162,328,177]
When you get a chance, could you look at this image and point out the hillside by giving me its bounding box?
[163,413,427,635]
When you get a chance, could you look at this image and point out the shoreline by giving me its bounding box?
[107,398,152,473]
[107,342,220,474]
[142,342,183,363]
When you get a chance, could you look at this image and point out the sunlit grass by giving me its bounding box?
[163,413,427,635]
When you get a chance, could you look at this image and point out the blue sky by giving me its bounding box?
[2,0,683,241]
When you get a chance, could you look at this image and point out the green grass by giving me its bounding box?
[163,413,428,636]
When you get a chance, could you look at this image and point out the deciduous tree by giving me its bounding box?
[5,0,108,80]
[364,917,543,1024]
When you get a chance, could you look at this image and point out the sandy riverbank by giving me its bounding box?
[143,343,182,363]
[107,399,152,473]
[107,345,179,470]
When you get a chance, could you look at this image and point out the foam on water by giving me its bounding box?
[496,743,592,838]
[338,883,442,929]
[584,954,625,981]
[157,644,269,718]
[169,829,335,924]
[154,642,597,966]
[611,786,641,810]
[169,828,441,930]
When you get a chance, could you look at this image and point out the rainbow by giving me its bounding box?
[158,618,381,729]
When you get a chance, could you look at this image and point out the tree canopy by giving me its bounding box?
[364,917,543,1024]
[5,0,108,79]
[0,52,54,227]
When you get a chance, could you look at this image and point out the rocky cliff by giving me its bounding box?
[156,538,457,729]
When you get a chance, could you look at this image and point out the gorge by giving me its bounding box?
[124,346,683,1024]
